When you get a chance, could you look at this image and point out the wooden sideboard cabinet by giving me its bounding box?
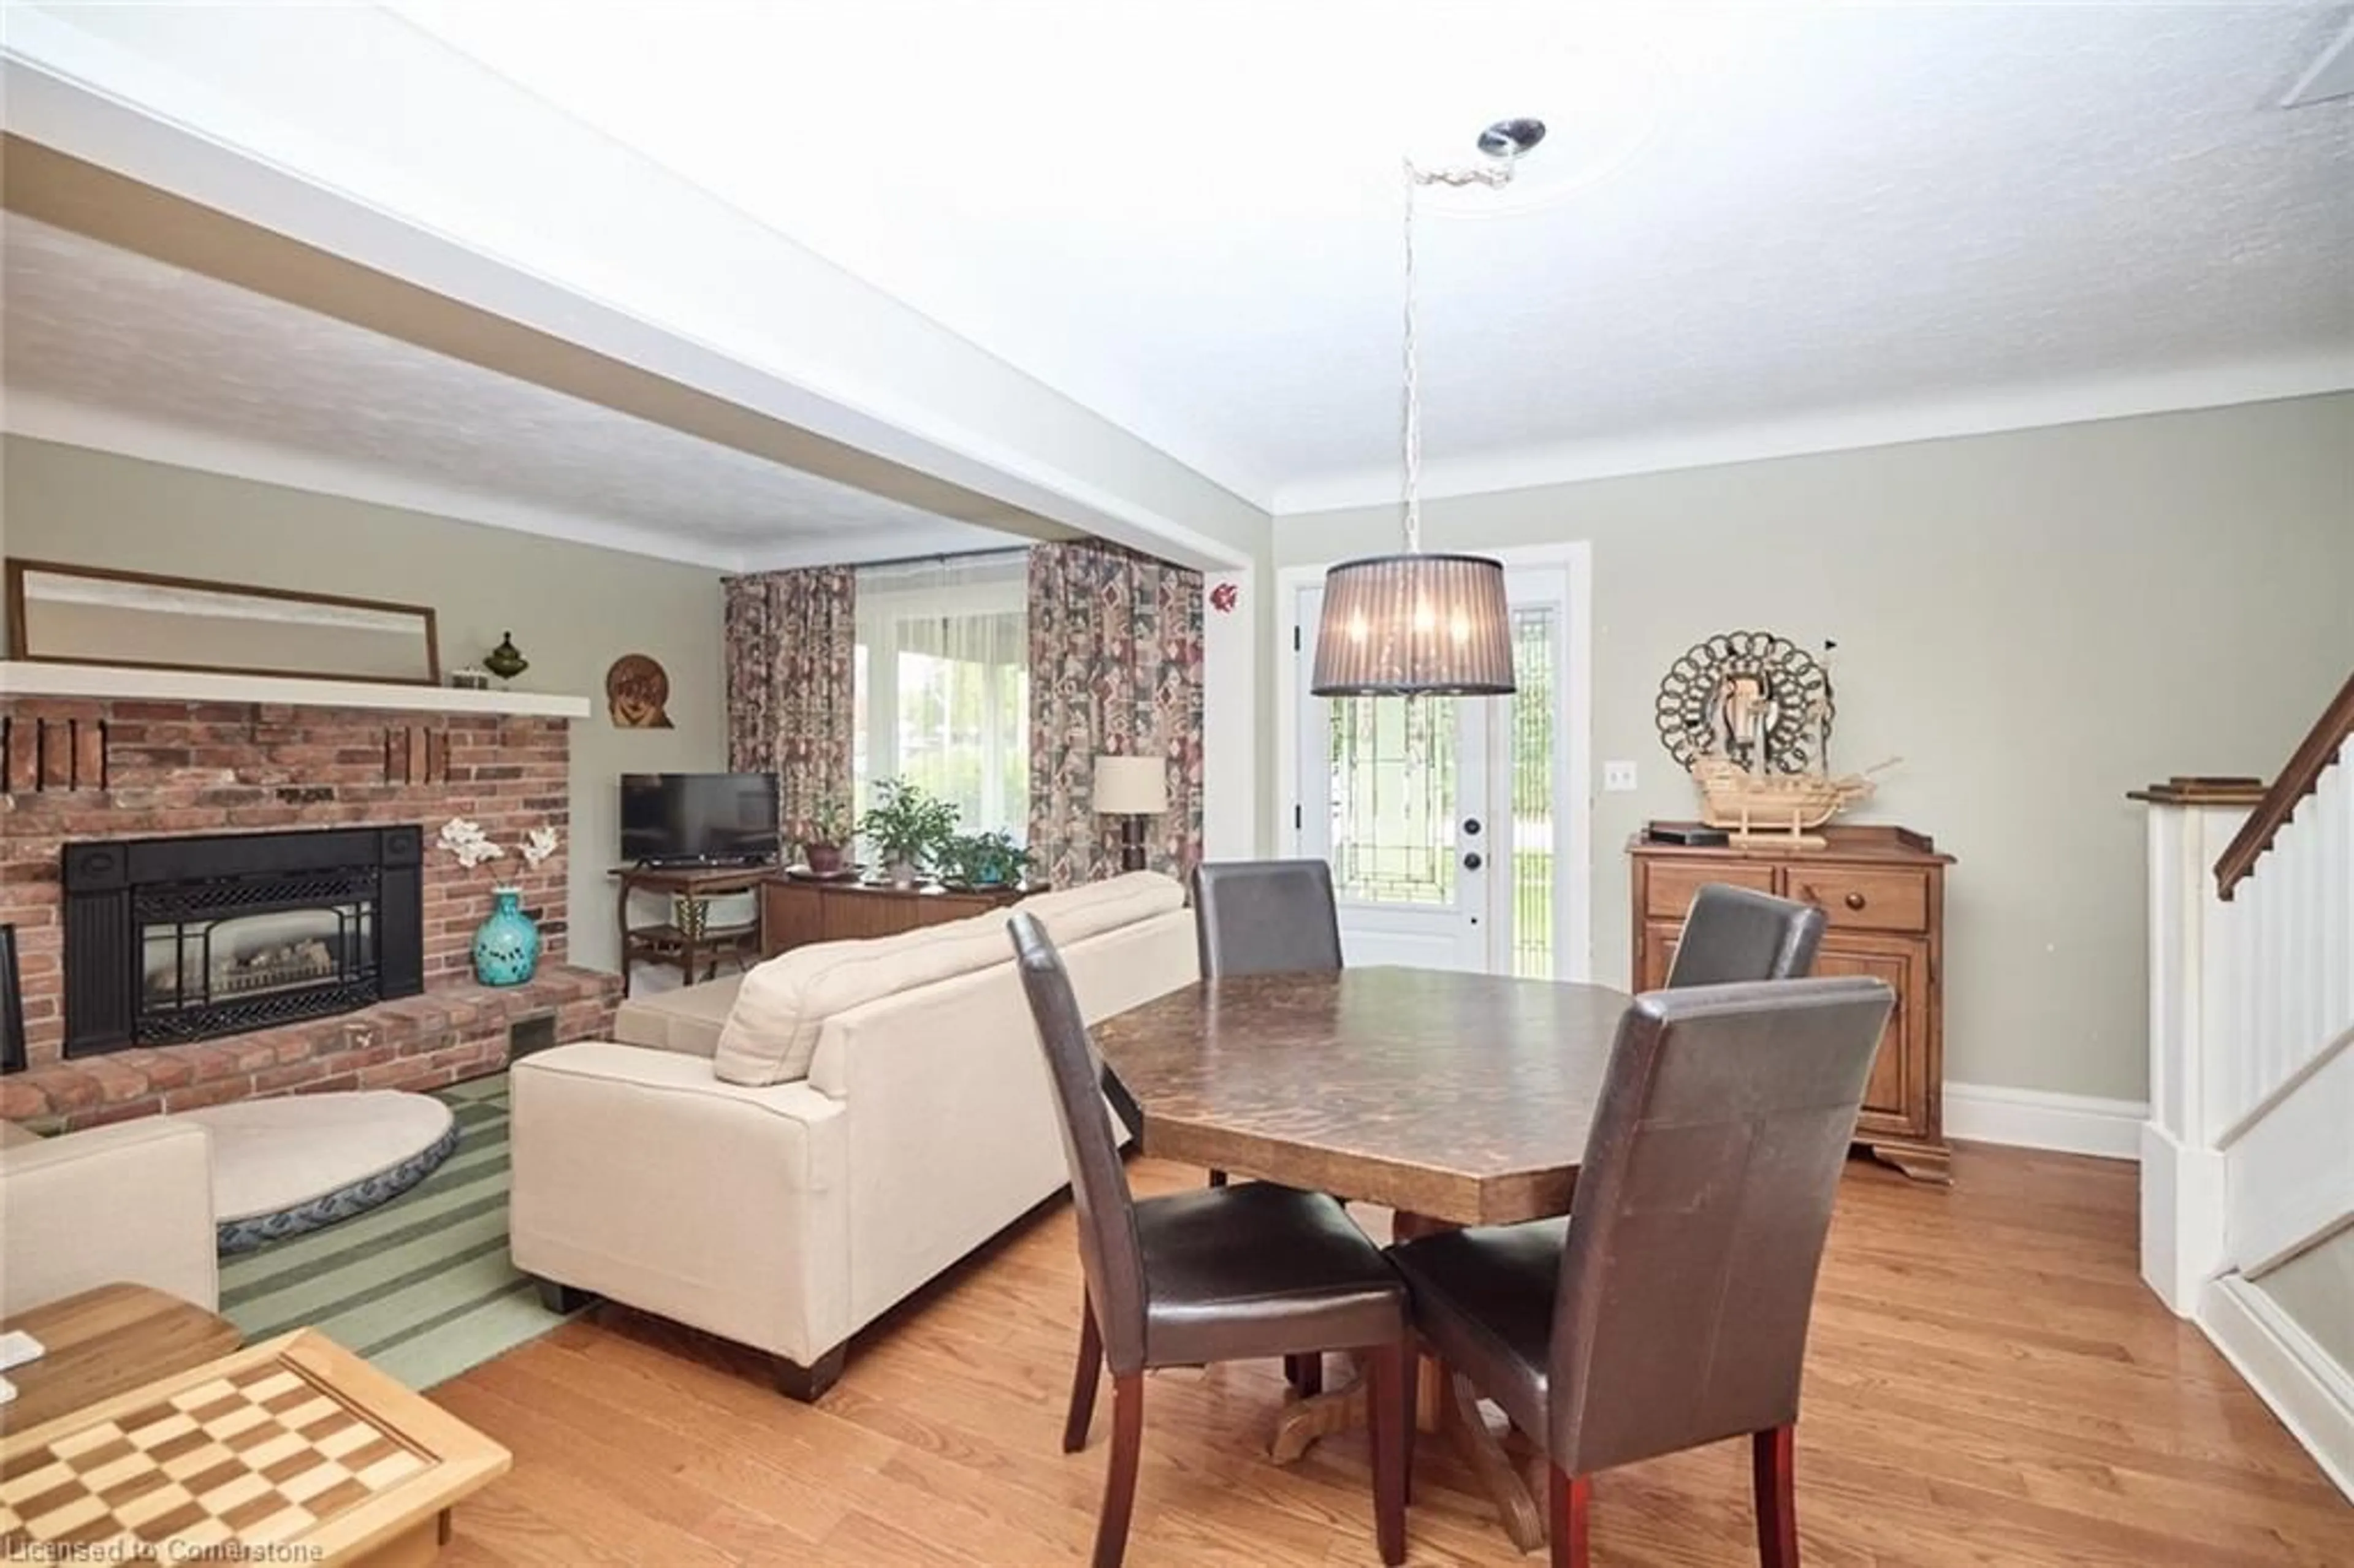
[760,877,1029,957]
[1629,824,1954,1182]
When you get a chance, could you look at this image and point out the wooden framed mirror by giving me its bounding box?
[6,560,441,685]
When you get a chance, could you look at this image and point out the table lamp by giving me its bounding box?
[1092,755,1168,873]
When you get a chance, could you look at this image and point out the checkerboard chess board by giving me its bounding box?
[1,1357,427,1557]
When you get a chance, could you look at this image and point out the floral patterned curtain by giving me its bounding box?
[1027,541,1205,887]
[723,566,856,846]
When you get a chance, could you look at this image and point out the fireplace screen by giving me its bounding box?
[135,872,381,1041]
[63,826,423,1058]
[140,879,379,1034]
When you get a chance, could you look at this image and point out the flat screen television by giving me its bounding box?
[620,772,781,866]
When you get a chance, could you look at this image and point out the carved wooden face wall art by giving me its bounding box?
[605,653,674,729]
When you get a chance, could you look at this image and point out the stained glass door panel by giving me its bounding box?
[1298,585,1493,972]
[1328,693,1458,905]
[1507,605,1560,980]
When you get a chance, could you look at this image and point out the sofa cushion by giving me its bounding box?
[714,910,1012,1086]
[1016,872,1186,947]
[616,973,745,1059]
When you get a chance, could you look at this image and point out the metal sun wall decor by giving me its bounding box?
[1653,630,1835,774]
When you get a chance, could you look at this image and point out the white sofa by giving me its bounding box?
[0,1118,220,1317]
[508,872,1196,1398]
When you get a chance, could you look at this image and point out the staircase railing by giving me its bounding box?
[2215,669,2354,900]
[2204,671,2354,1234]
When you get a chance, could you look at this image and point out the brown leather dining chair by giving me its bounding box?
[1666,883,1827,988]
[1189,858,1343,1196]
[1190,859,1346,981]
[1188,858,1349,1393]
[1388,976,1894,1568]
[1007,911,1411,1568]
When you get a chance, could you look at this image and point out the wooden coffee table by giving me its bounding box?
[2,1284,243,1433]
[1,1327,509,1564]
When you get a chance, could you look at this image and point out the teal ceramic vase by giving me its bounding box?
[473,887,539,986]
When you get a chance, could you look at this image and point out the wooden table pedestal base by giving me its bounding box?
[1446,1372,1549,1552]
[1265,1211,1550,1553]
[1267,1362,1546,1553]
[1268,1372,1365,1464]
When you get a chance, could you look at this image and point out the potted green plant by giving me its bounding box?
[859,779,959,887]
[793,796,856,877]
[938,829,1032,890]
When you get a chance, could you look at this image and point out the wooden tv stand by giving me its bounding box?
[611,862,774,995]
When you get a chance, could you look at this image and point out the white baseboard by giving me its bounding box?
[1943,1082,2148,1160]
[2201,1274,2354,1501]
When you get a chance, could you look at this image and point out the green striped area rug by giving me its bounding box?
[216,1073,574,1390]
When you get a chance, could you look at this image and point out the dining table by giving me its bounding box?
[1089,964,1631,1553]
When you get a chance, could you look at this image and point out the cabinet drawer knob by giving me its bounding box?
[1845,891,1868,911]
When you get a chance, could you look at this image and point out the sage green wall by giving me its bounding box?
[1276,394,2354,1102]
[1,435,727,974]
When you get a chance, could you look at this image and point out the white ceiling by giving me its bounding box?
[391,0,2354,511]
[0,215,1012,568]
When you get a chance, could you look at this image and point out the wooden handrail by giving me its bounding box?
[2215,669,2354,900]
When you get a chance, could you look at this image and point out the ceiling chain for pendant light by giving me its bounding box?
[1309,126,1535,698]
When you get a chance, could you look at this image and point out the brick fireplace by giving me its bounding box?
[1,691,619,1128]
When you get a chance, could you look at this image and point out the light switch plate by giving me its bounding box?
[1602,760,1639,792]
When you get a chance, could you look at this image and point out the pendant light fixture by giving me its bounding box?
[1309,119,1544,698]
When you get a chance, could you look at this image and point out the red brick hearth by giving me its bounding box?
[0,969,615,1130]
[2,696,620,1126]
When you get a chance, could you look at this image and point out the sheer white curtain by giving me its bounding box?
[853,553,1030,840]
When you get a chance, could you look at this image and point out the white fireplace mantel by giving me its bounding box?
[0,661,592,719]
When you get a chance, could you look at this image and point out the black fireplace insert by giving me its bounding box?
[62,826,424,1056]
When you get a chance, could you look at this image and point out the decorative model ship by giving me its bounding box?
[1689,755,1890,848]
[1653,631,1895,850]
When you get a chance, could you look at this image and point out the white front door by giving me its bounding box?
[1291,565,1586,978]
[1294,584,1498,971]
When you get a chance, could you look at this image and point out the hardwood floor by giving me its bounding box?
[431,1149,2352,1566]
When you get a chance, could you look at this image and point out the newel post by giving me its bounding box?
[2131,780,2258,1315]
